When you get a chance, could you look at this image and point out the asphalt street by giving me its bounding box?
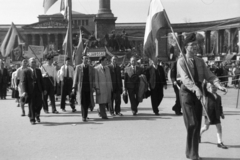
[0,85,240,160]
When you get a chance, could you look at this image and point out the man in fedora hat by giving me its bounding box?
[177,33,226,160]
[59,57,75,112]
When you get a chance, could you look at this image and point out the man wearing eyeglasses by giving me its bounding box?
[177,33,226,160]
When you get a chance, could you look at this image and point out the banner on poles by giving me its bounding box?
[23,45,44,59]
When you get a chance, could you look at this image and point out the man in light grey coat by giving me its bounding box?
[95,56,112,119]
[72,55,95,122]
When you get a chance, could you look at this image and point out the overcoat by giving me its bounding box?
[94,64,112,104]
[73,64,95,108]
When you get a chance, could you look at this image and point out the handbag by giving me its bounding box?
[122,91,128,104]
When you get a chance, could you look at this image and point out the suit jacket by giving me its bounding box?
[95,64,112,104]
[0,68,9,84]
[146,65,166,90]
[124,65,143,90]
[21,68,44,97]
[108,64,123,93]
[73,64,95,108]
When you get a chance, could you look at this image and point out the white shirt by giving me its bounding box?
[59,65,74,81]
[40,64,57,84]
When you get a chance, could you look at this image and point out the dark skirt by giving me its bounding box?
[12,88,19,99]
[205,109,221,125]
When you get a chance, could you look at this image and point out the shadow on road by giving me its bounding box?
[203,158,240,160]
[40,121,102,126]
[202,141,240,148]
[224,111,240,116]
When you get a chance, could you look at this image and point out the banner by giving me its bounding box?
[23,45,44,59]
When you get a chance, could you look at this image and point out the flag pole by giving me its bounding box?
[159,0,211,123]
[68,0,73,65]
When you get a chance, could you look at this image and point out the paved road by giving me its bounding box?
[0,85,240,160]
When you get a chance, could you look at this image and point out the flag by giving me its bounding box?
[62,26,72,64]
[60,0,69,20]
[43,0,58,14]
[143,0,169,60]
[73,30,84,66]
[0,23,25,58]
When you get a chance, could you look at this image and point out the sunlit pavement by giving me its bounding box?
[0,85,239,160]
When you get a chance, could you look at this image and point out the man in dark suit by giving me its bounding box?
[108,56,123,116]
[0,59,9,99]
[21,58,45,125]
[124,56,143,115]
[170,60,182,115]
[146,57,167,115]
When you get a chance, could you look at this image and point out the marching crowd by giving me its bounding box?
[0,33,232,160]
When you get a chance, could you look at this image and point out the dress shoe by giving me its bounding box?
[72,109,77,112]
[133,112,137,116]
[102,117,108,119]
[21,113,25,116]
[176,111,183,115]
[155,113,160,115]
[82,118,87,122]
[44,110,49,114]
[110,113,116,116]
[217,142,228,149]
[62,109,67,112]
[30,121,36,125]
[36,117,41,123]
[116,113,123,116]
[52,110,59,114]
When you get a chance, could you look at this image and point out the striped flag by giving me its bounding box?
[73,30,84,66]
[0,23,25,58]
[62,26,72,64]
[43,0,58,14]
[60,0,69,20]
[143,0,169,60]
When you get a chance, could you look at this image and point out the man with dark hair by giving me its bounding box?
[95,56,112,119]
[177,33,226,160]
[59,57,76,112]
[72,55,95,122]
[124,56,143,115]
[108,56,123,116]
[146,57,167,115]
[0,59,9,99]
[21,58,45,125]
[40,54,58,114]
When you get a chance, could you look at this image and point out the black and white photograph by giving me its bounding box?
[0,0,240,160]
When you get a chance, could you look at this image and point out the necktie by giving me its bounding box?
[66,66,69,78]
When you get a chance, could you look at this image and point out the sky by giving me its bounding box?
[0,0,239,25]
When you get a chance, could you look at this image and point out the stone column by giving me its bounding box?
[55,34,58,51]
[94,0,117,39]
[227,29,231,53]
[238,29,240,54]
[177,32,183,52]
[32,34,36,45]
[40,34,43,46]
[205,31,211,55]
[47,34,51,46]
[217,30,224,55]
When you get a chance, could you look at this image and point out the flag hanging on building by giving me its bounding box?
[73,30,84,66]
[60,0,69,20]
[43,0,58,14]
[143,0,169,60]
[62,26,72,63]
[0,23,25,58]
